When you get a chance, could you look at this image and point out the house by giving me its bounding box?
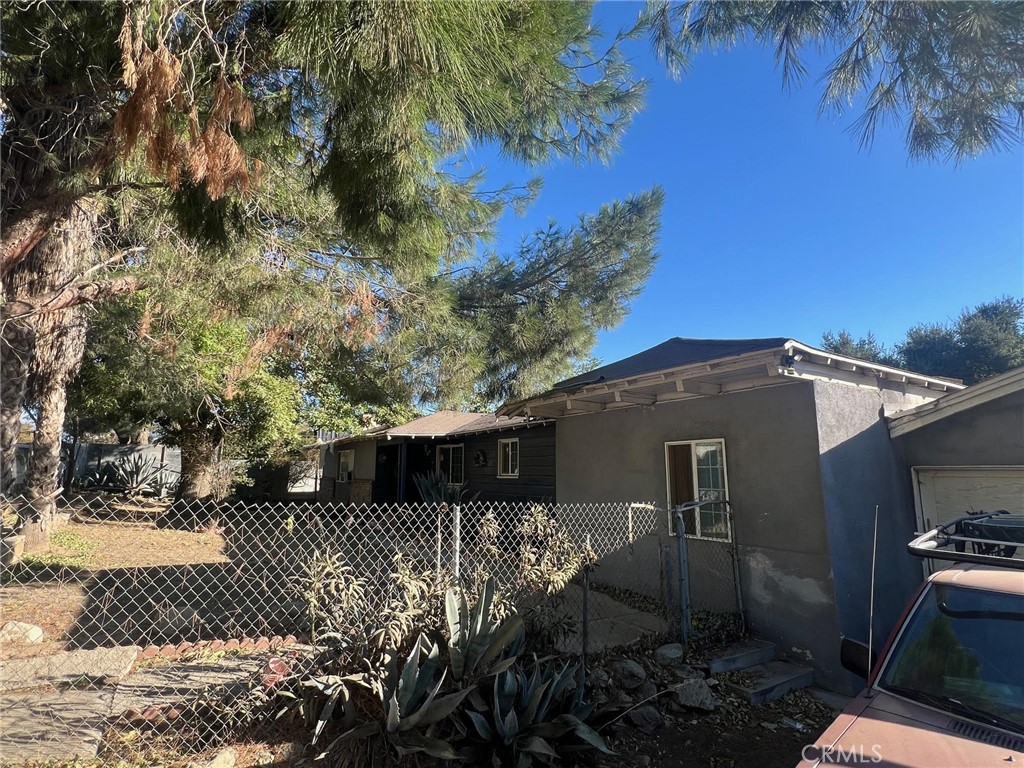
[887,365,1024,537]
[317,411,555,505]
[499,337,965,693]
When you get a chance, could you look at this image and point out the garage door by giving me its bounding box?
[914,466,1024,531]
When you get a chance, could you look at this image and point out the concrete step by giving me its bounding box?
[708,639,776,675]
[726,659,815,705]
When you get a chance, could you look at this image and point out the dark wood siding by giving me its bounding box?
[460,423,556,502]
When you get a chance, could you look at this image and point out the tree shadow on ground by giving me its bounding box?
[66,561,306,649]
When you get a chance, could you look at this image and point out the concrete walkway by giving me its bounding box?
[554,583,668,654]
[0,648,259,764]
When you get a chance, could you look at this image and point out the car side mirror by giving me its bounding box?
[840,637,877,679]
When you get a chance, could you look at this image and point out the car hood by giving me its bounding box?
[798,690,1024,767]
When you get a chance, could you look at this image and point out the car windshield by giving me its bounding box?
[879,583,1024,733]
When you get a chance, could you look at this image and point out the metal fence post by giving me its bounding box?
[435,506,443,587]
[452,503,461,582]
[675,510,691,646]
[582,533,591,669]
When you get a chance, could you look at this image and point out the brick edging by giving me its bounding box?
[135,633,309,662]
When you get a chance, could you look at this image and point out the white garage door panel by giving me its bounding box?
[915,466,1024,530]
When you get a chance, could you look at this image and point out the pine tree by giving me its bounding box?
[647,1,1024,162]
[0,1,648,516]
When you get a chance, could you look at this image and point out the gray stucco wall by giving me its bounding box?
[555,382,848,690]
[812,380,936,692]
[318,439,376,502]
[892,389,1024,467]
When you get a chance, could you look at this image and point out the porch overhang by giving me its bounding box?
[499,340,964,419]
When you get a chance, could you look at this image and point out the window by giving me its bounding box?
[436,444,465,485]
[498,438,519,478]
[665,439,730,539]
[337,449,354,483]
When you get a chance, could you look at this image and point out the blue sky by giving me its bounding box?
[466,1,1024,366]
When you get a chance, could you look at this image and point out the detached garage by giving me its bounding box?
[888,366,1024,534]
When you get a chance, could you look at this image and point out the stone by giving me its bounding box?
[0,621,43,645]
[670,663,702,680]
[626,705,663,732]
[653,643,685,666]
[588,667,610,688]
[189,747,237,768]
[609,659,646,690]
[671,678,718,712]
[636,680,658,702]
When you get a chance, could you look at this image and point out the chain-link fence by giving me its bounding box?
[0,494,676,765]
[672,502,745,645]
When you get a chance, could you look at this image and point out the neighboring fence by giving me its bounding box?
[0,494,688,765]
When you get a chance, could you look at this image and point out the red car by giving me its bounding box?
[798,512,1024,767]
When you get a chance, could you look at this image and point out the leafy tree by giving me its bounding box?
[898,297,1024,384]
[68,184,662,500]
[822,297,1024,384]
[821,330,899,367]
[647,1,1024,162]
[0,1,649,510]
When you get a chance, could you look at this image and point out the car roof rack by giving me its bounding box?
[908,510,1024,571]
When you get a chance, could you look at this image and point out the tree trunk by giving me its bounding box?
[0,320,35,494]
[3,204,96,546]
[177,427,221,501]
[159,426,224,531]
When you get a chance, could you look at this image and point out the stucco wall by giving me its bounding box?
[317,439,377,502]
[555,381,847,689]
[892,389,1024,467]
[812,379,936,691]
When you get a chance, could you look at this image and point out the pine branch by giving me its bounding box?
[3,275,142,319]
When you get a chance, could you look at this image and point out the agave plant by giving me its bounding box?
[107,454,167,493]
[412,470,462,504]
[446,577,524,685]
[315,635,472,761]
[463,657,613,766]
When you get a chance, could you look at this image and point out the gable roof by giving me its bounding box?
[499,337,965,419]
[888,365,1024,438]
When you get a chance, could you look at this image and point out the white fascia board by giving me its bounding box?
[888,367,1024,438]
[780,360,943,400]
[785,341,966,391]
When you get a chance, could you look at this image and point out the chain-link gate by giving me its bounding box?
[0,494,673,765]
[672,500,744,645]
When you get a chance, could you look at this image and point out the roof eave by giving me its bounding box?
[499,340,964,419]
[888,366,1024,438]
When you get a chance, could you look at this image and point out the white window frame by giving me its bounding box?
[436,443,465,486]
[337,449,355,483]
[664,439,731,540]
[497,438,520,479]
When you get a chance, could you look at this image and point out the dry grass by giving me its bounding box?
[1,520,226,659]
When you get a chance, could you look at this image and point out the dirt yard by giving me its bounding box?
[1,518,226,659]
[598,684,838,768]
